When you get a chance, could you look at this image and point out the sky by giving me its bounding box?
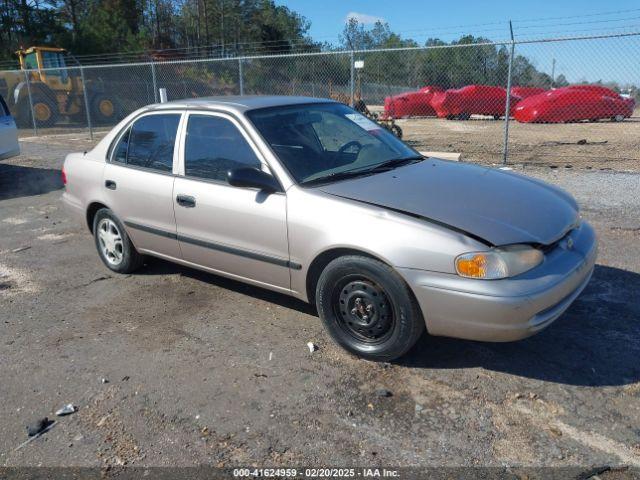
[276,0,640,85]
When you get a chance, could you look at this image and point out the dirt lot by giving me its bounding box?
[1,134,640,477]
[370,108,640,172]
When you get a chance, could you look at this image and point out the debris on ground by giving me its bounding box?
[11,246,31,253]
[548,425,563,437]
[375,388,393,398]
[26,417,53,437]
[55,403,78,416]
[307,342,318,353]
[101,378,109,384]
[542,139,608,146]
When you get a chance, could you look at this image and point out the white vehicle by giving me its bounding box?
[0,93,20,160]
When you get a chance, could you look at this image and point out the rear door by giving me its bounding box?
[102,111,183,259]
[0,94,19,160]
[173,111,290,289]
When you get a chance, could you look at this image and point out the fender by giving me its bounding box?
[13,81,56,104]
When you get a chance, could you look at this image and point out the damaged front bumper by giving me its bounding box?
[399,221,597,342]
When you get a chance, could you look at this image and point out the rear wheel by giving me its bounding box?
[611,114,625,122]
[93,208,143,274]
[316,255,425,361]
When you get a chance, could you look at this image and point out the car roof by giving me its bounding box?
[145,95,337,114]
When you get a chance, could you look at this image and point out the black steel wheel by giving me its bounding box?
[316,255,425,361]
[334,277,395,344]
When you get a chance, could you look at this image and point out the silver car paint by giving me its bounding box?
[318,159,579,246]
[62,96,597,342]
[173,111,290,288]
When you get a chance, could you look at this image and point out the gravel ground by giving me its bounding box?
[1,135,639,477]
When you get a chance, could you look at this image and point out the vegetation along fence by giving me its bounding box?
[1,31,638,168]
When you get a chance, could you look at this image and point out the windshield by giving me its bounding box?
[247,102,419,185]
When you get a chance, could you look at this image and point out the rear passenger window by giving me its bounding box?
[125,114,180,172]
[112,128,130,163]
[184,115,262,182]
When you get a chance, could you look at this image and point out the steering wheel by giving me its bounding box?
[338,140,363,155]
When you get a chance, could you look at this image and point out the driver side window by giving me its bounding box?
[184,114,262,183]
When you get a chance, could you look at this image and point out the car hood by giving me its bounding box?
[318,159,579,246]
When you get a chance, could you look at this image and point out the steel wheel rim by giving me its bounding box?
[333,276,395,344]
[97,218,124,266]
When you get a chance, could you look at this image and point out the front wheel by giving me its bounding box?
[316,255,425,361]
[93,208,143,273]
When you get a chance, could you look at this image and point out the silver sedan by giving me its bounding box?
[62,96,597,360]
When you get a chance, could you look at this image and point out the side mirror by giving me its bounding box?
[227,167,280,193]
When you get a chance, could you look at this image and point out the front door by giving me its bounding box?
[173,112,290,290]
[102,111,182,259]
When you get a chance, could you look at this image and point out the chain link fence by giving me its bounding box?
[1,32,638,168]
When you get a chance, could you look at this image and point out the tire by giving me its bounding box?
[90,94,121,125]
[611,114,624,122]
[315,255,425,361]
[93,208,144,274]
[458,113,471,121]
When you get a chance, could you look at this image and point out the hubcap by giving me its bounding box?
[97,218,124,266]
[335,279,394,343]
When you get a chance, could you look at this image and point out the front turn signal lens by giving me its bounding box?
[455,245,543,280]
[455,254,488,278]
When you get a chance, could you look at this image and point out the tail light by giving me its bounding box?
[61,167,67,186]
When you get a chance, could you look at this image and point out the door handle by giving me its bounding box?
[105,180,117,190]
[176,194,196,208]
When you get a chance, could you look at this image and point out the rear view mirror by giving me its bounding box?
[227,167,280,193]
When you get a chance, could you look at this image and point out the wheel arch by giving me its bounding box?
[86,201,109,233]
[305,247,391,305]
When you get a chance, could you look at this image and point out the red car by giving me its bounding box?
[383,86,443,118]
[511,86,547,100]
[513,86,635,123]
[431,85,517,120]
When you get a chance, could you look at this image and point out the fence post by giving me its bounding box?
[502,21,515,166]
[349,51,355,107]
[23,70,37,136]
[238,58,244,95]
[79,66,93,140]
[151,61,158,103]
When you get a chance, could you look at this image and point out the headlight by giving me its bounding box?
[455,245,543,279]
